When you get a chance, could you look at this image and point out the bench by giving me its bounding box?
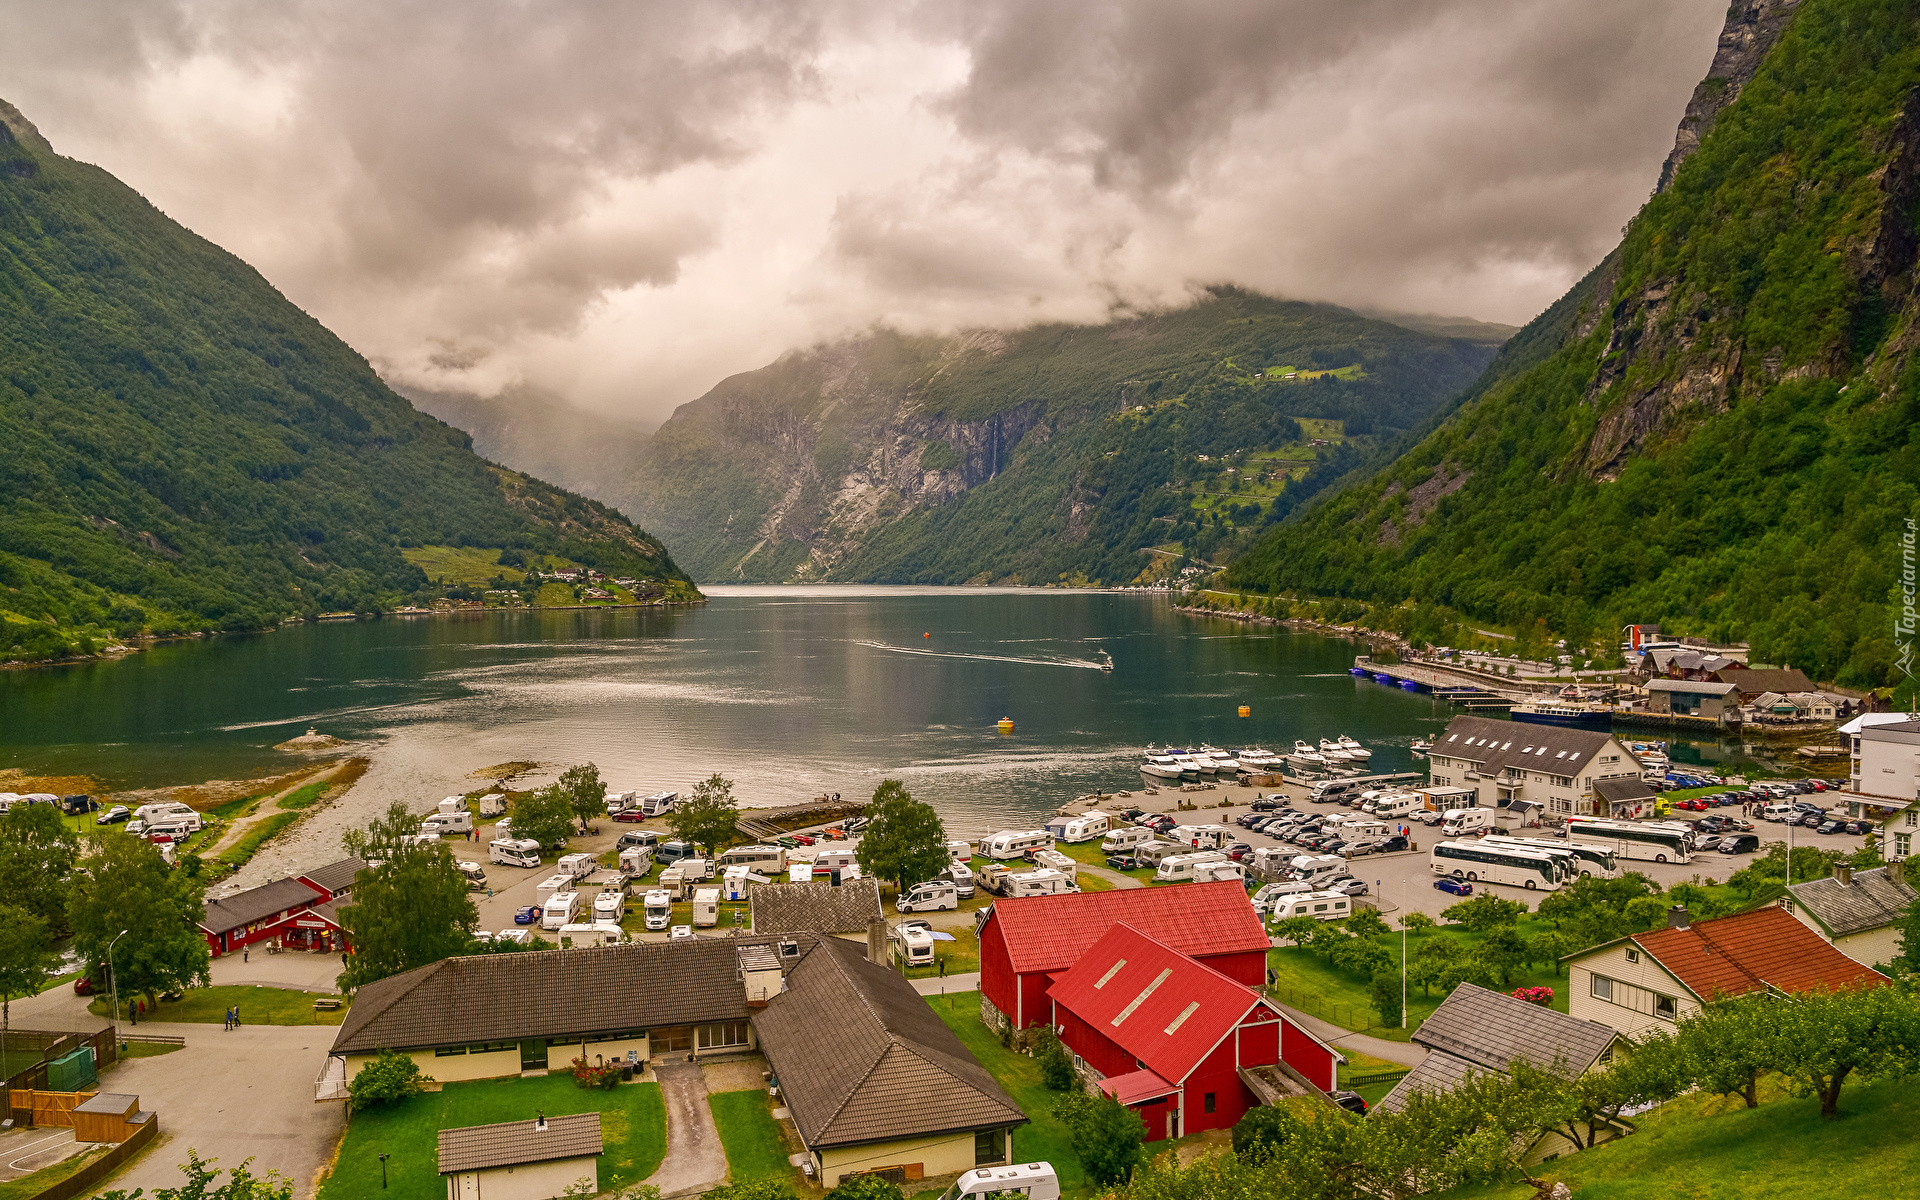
[313,998,343,1012]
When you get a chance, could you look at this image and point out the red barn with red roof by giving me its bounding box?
[1049,923,1341,1140]
[979,881,1271,1030]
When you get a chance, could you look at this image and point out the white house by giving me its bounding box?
[1425,716,1643,818]
[1838,716,1920,858]
[438,1114,601,1200]
[1784,863,1916,971]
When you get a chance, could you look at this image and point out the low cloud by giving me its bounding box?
[0,0,1726,424]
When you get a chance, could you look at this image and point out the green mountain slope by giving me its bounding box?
[0,101,697,660]
[1227,0,1920,692]
[625,290,1498,584]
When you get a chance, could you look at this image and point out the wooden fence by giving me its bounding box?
[7,1089,94,1128]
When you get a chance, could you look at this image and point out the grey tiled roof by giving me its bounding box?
[1646,679,1737,695]
[199,877,326,935]
[1788,867,1918,938]
[438,1114,601,1173]
[749,878,883,936]
[1374,982,1618,1115]
[298,857,367,897]
[1433,716,1629,779]
[331,938,761,1054]
[752,938,1024,1150]
[1593,777,1656,804]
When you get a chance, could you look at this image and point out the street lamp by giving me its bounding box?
[378,1153,390,1189]
[107,929,129,1049]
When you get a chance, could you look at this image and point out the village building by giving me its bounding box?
[752,937,1024,1186]
[1375,983,1624,1165]
[198,877,336,958]
[1562,905,1888,1039]
[1784,863,1916,970]
[977,882,1270,1031]
[1591,776,1657,820]
[1047,923,1341,1141]
[1644,679,1739,723]
[1424,715,1643,817]
[748,878,883,942]
[438,1113,602,1200]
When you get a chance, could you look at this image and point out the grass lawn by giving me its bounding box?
[400,545,526,586]
[219,811,299,869]
[1267,916,1574,1041]
[90,984,347,1026]
[320,1075,666,1200]
[277,780,334,809]
[924,991,1089,1199]
[211,792,263,819]
[709,1089,794,1183]
[1338,1050,1409,1108]
[1046,841,1158,884]
[1436,1075,1918,1199]
[907,928,982,979]
[120,1040,184,1058]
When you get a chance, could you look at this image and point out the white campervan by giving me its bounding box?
[981,830,1051,859]
[1249,881,1315,914]
[556,922,624,948]
[897,879,959,912]
[541,891,582,930]
[1100,826,1154,853]
[423,810,474,835]
[1005,868,1079,897]
[643,889,672,931]
[1271,889,1353,921]
[896,924,935,968]
[454,860,488,891]
[692,888,720,927]
[719,845,787,873]
[534,874,574,910]
[618,846,653,880]
[1372,794,1423,820]
[639,791,678,817]
[556,852,597,881]
[944,861,977,898]
[1288,854,1347,884]
[1054,812,1113,844]
[488,838,541,868]
[133,802,202,831]
[1154,851,1228,883]
[1171,824,1234,850]
[1191,860,1246,884]
[1442,808,1493,837]
[1030,849,1078,878]
[592,889,625,921]
[938,1164,1061,1200]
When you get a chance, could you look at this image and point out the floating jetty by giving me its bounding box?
[1349,656,1532,708]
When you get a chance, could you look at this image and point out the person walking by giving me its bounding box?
[232,1005,241,1029]
[243,946,249,964]
[223,1007,233,1031]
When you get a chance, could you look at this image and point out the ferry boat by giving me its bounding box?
[1510,685,1613,730]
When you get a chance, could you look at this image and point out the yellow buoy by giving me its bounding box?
[997,717,1015,734]
[1238,705,1251,718]
[924,632,932,638]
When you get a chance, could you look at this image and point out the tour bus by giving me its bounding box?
[488,838,541,868]
[1048,811,1112,843]
[1429,840,1563,891]
[1480,835,1620,879]
[1564,816,1694,864]
[981,830,1052,859]
[1155,851,1229,883]
[719,845,787,873]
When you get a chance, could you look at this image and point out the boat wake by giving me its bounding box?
[852,640,1111,671]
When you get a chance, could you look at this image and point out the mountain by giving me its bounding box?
[623,291,1500,584]
[0,100,697,661]
[399,382,655,511]
[1226,0,1920,692]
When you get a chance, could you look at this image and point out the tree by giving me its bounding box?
[827,1174,905,1200]
[854,781,950,889]
[557,762,608,831]
[1767,984,1920,1119]
[0,907,57,1064]
[511,786,577,854]
[98,1149,291,1200]
[67,833,211,1012]
[1676,994,1775,1108]
[1409,936,1466,997]
[669,774,740,855]
[1397,912,1435,937]
[1525,929,1574,977]
[1036,1027,1077,1090]
[1510,1041,1688,1151]
[1345,907,1388,940]
[1441,893,1525,932]
[1055,1091,1142,1188]
[1332,937,1391,978]
[1230,1104,1297,1161]
[338,839,478,992]
[341,800,423,861]
[1471,926,1529,987]
[1893,896,1920,975]
[1273,915,1319,947]
[1369,970,1404,1027]
[0,803,80,933]
[348,1048,432,1109]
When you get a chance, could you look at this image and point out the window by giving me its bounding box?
[1625,949,1639,965]
[698,1021,750,1050]
[1203,1093,1216,1114]
[1906,813,1918,828]
[975,1128,1006,1165]
[1591,975,1614,1001]
[1654,995,1677,1022]
[435,1046,469,1057]
[654,1026,693,1053]
[1897,833,1912,858]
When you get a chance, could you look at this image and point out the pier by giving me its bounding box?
[1349,655,1535,707]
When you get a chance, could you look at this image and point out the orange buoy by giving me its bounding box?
[997,717,1015,734]
[1238,705,1251,718]
[924,632,932,638]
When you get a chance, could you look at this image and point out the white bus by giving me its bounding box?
[1564,817,1693,864]
[1480,835,1620,880]
[1429,840,1563,891]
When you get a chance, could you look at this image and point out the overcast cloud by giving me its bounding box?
[0,0,1726,425]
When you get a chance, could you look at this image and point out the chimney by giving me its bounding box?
[535,1110,547,1131]
[867,917,888,964]
[1667,905,1690,931]
[1891,858,1907,886]
[1835,862,1854,886]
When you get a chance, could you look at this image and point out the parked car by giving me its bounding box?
[1722,818,1755,832]
[1798,812,1824,828]
[1416,810,1446,826]
[613,809,650,823]
[95,805,130,826]
[1251,798,1284,812]
[1718,834,1762,855]
[1121,808,1146,821]
[1376,834,1410,853]
[1331,1090,1369,1115]
[1692,834,1723,852]
[1106,855,1140,870]
[1344,839,1383,857]
[1434,877,1474,896]
[1330,877,1368,896]
[1817,819,1847,835]
[1695,816,1728,833]
[513,905,541,925]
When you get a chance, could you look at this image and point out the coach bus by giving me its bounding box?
[1480,835,1621,880]
[1428,839,1564,891]
[1563,817,1693,864]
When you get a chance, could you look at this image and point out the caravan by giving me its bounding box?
[556,852,597,881]
[981,830,1051,859]
[692,888,720,927]
[1049,812,1113,844]
[541,891,582,930]
[1030,849,1078,878]
[1100,826,1154,853]
[555,922,624,948]
[1005,868,1078,898]
[639,791,679,817]
[1191,860,1245,884]
[592,889,626,922]
[1170,824,1234,850]
[1154,851,1229,883]
[1270,890,1354,922]
[719,845,787,873]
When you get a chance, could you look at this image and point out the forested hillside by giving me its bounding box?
[1228,0,1920,693]
[626,290,1498,584]
[0,100,696,661]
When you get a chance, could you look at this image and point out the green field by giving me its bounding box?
[925,991,1090,1198]
[1338,1050,1410,1108]
[91,984,347,1026]
[320,1075,666,1200]
[400,545,527,586]
[218,811,298,869]
[276,780,333,809]
[709,1089,794,1183]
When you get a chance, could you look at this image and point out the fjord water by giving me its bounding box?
[1,587,1451,872]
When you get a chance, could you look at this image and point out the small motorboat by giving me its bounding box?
[1409,737,1434,755]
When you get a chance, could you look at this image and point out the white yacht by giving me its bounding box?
[1318,738,1354,762]
[1171,750,1215,775]
[1336,735,1372,760]
[1140,746,1189,779]
[1409,737,1434,755]
[1290,740,1326,765]
[1238,747,1280,770]
[1199,745,1240,773]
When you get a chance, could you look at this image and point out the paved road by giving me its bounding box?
[647,1060,727,1197]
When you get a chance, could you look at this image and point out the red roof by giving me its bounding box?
[1633,906,1889,1001]
[989,881,1270,975]
[1098,1068,1180,1105]
[1050,923,1272,1085]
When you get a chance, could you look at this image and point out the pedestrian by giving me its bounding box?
[223,1007,232,1031]
[488,887,494,899]
[243,946,249,964]
[233,1006,241,1028]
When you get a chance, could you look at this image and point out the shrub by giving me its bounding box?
[1036,1028,1077,1091]
[1054,1091,1142,1187]
[1231,1105,1296,1160]
[570,1055,623,1090]
[348,1048,432,1109]
[703,1182,795,1200]
[1370,970,1405,1027]
[1511,986,1553,1007]
[827,1175,905,1200]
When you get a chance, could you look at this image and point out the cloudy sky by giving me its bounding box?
[1,0,1727,427]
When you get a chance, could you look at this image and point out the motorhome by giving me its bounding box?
[1341,820,1389,842]
[556,852,597,881]
[810,847,859,876]
[555,922,624,948]
[1249,881,1315,915]
[1100,826,1154,853]
[656,840,696,865]
[616,830,660,852]
[535,875,574,911]
[1049,811,1113,844]
[896,923,935,968]
[1370,794,1424,820]
[422,811,473,836]
[1270,890,1354,922]
[1154,851,1229,883]
[477,793,508,818]
[1006,868,1079,898]
[723,865,768,901]
[1133,840,1186,868]
[541,891,582,930]
[945,839,974,863]
[1170,823,1234,850]
[719,845,787,873]
[981,829,1051,859]
[618,846,654,880]
[132,802,202,831]
[1030,849,1078,878]
[639,791,679,817]
[489,838,542,868]
[1191,860,1246,884]
[454,861,488,891]
[897,879,959,912]
[943,861,977,898]
[145,821,195,845]
[1441,808,1493,837]
[643,889,672,931]
[593,889,626,922]
[788,863,812,883]
[936,1164,1061,1200]
[1288,854,1348,884]
[692,887,720,927]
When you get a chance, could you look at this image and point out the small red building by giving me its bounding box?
[198,858,366,956]
[1049,923,1341,1140]
[979,881,1271,1029]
